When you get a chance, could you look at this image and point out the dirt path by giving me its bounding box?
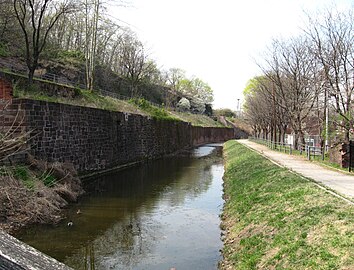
[238,139,354,200]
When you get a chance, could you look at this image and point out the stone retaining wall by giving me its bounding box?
[4,99,235,173]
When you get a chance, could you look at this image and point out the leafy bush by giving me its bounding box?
[190,97,206,114]
[177,97,191,112]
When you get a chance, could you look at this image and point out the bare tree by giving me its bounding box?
[83,0,126,91]
[166,68,185,92]
[163,68,186,107]
[244,76,283,140]
[0,1,19,44]
[84,0,100,91]
[115,32,149,97]
[306,9,354,143]
[13,0,75,85]
[261,36,321,148]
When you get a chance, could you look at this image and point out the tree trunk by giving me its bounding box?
[345,129,350,144]
[28,70,34,86]
[294,131,300,150]
[298,130,305,148]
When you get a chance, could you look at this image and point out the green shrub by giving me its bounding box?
[129,98,151,110]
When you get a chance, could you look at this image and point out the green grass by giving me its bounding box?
[4,165,58,189]
[13,166,35,190]
[40,173,56,187]
[221,140,354,270]
[129,98,180,121]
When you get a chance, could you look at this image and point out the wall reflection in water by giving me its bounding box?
[18,145,224,270]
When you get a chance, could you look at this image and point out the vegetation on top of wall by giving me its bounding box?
[170,111,224,127]
[12,81,224,127]
[128,98,180,121]
[13,82,146,116]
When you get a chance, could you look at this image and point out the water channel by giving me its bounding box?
[17,144,225,270]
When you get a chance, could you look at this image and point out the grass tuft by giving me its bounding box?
[14,166,35,190]
[40,173,56,187]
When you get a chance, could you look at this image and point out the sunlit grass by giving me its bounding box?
[221,140,354,269]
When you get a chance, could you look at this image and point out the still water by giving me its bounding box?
[18,144,225,270]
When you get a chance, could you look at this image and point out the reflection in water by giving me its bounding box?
[17,145,224,270]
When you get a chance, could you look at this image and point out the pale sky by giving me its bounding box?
[113,0,353,109]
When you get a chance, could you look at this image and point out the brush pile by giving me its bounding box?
[0,156,84,233]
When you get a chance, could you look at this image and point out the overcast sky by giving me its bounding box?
[113,0,353,109]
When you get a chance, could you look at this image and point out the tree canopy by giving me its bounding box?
[244,7,354,146]
[0,0,214,112]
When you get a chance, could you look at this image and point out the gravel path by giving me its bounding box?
[238,139,354,200]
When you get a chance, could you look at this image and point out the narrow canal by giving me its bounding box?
[17,144,225,270]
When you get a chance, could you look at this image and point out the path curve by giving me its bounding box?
[238,139,354,200]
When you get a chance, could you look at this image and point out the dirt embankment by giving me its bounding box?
[0,157,84,233]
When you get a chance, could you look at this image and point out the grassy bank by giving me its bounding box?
[221,140,354,269]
